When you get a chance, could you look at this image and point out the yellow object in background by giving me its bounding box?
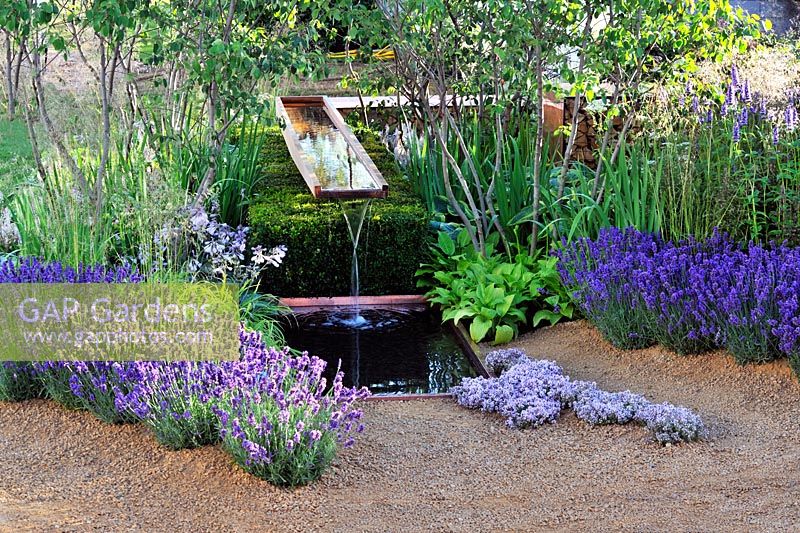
[327,47,395,61]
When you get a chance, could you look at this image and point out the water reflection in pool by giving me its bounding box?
[283,308,478,396]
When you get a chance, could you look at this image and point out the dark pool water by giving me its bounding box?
[282,308,477,396]
[284,105,379,192]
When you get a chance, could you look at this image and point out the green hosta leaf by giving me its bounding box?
[433,270,455,284]
[533,309,564,327]
[544,295,560,306]
[469,316,493,343]
[497,294,514,316]
[446,307,476,325]
[437,231,456,255]
[506,308,527,323]
[492,324,515,345]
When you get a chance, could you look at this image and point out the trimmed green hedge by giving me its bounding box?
[248,128,431,297]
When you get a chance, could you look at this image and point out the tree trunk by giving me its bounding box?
[31,44,89,197]
[22,97,46,179]
[529,43,545,255]
[93,42,119,223]
[556,9,594,203]
[191,80,219,207]
[4,31,15,120]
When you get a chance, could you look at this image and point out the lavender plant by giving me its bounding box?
[217,338,370,487]
[558,227,800,372]
[0,362,43,402]
[125,360,232,449]
[0,258,142,407]
[702,244,787,363]
[453,349,705,444]
[67,362,143,424]
[33,361,86,410]
[555,227,661,349]
[633,234,733,354]
[123,329,268,450]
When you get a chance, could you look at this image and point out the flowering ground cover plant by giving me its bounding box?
[453,349,704,445]
[557,227,800,374]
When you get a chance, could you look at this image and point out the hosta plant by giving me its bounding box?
[418,230,573,344]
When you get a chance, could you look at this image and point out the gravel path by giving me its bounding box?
[1,320,799,532]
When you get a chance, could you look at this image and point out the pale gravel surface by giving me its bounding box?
[1,320,799,532]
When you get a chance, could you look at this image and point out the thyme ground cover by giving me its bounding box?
[453,349,704,444]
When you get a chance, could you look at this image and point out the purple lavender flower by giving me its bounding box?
[725,82,737,109]
[217,332,370,486]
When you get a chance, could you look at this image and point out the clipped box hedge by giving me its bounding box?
[248,128,431,297]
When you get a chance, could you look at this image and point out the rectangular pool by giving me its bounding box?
[282,306,479,396]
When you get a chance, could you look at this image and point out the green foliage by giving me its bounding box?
[38,366,84,410]
[417,230,573,344]
[0,119,32,162]
[0,363,42,402]
[214,117,271,228]
[405,115,548,252]
[248,128,431,297]
[343,0,758,255]
[658,107,800,244]
[10,164,113,265]
[238,281,288,348]
[531,142,663,243]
